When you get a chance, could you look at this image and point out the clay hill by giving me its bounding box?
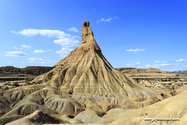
[116,68,166,73]
[0,22,179,124]
[0,66,53,76]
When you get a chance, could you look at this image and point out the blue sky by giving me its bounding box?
[0,0,187,71]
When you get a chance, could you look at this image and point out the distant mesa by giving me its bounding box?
[115,68,166,73]
[0,66,53,76]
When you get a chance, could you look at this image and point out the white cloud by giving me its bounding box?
[12,29,80,57]
[28,57,44,63]
[10,31,18,34]
[175,59,185,62]
[22,45,31,48]
[67,27,78,32]
[155,60,161,63]
[126,48,145,53]
[97,16,119,23]
[153,63,184,68]
[12,29,79,50]
[28,57,52,64]
[126,63,135,67]
[160,64,172,66]
[41,62,49,64]
[56,47,73,57]
[19,29,40,37]
[12,29,70,38]
[13,47,18,49]
[101,18,113,22]
[155,60,167,63]
[126,62,141,67]
[153,64,171,68]
[97,18,113,23]
[54,37,79,46]
[145,64,151,68]
[34,50,46,53]
[136,66,144,68]
[167,69,180,71]
[28,57,44,61]
[5,51,27,57]
[47,49,53,51]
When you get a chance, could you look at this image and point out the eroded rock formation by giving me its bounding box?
[0,22,173,124]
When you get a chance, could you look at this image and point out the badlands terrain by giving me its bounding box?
[0,22,187,125]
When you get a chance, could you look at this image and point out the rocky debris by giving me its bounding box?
[116,68,166,73]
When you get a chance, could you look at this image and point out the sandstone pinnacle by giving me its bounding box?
[0,22,170,120]
[33,22,148,97]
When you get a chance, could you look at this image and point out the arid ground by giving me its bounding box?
[0,22,187,125]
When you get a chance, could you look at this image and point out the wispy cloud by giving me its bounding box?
[114,16,118,19]
[175,59,185,62]
[126,62,141,67]
[28,57,51,64]
[55,47,73,57]
[67,27,78,32]
[34,50,46,53]
[28,57,44,63]
[54,37,79,47]
[97,16,119,23]
[22,45,31,48]
[5,51,27,57]
[155,61,161,63]
[130,63,186,70]
[145,64,151,68]
[47,49,53,51]
[126,48,145,53]
[28,57,44,61]
[97,18,113,23]
[155,60,167,63]
[153,63,184,68]
[11,29,80,57]
[13,47,18,49]
[41,62,49,64]
[11,29,79,47]
[11,31,18,34]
